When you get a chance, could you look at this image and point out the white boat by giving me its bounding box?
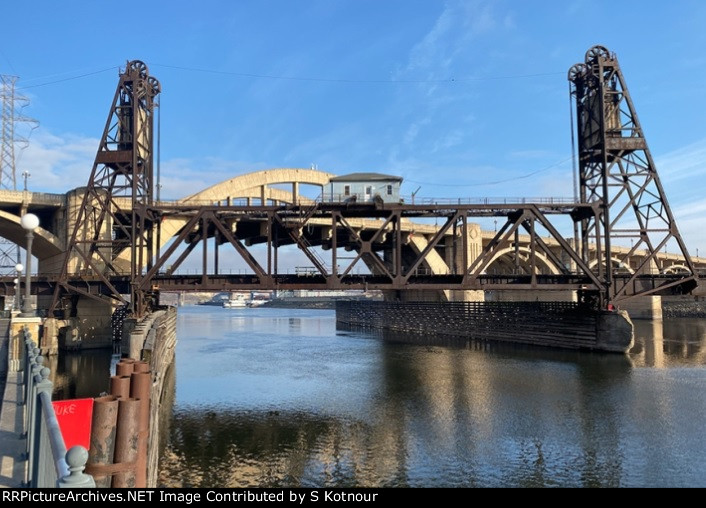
[247,299,267,308]
[223,294,248,308]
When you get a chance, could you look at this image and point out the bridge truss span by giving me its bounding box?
[45,45,699,318]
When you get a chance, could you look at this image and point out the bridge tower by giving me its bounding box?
[50,61,160,318]
[568,45,698,306]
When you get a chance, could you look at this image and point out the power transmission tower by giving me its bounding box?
[0,74,38,274]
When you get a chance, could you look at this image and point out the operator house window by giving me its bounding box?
[344,185,350,196]
[387,184,393,195]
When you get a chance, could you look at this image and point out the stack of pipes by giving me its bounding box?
[85,358,151,488]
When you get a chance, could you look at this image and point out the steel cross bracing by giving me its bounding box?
[46,46,699,318]
[46,199,694,312]
[140,201,604,295]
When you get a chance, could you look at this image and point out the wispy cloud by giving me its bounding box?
[398,0,509,80]
[655,137,706,182]
[19,128,270,199]
[20,130,97,192]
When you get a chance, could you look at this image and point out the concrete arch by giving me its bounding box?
[663,264,690,274]
[588,257,635,274]
[117,170,328,268]
[485,246,561,275]
[0,210,63,260]
[184,168,334,203]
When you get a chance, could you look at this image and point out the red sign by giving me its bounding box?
[52,398,94,450]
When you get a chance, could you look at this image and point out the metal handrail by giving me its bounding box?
[20,326,95,488]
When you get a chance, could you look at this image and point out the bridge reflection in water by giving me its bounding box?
[137,307,706,488]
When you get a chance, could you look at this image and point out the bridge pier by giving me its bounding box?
[619,296,662,320]
[596,310,635,353]
[7,315,42,371]
[445,222,484,303]
[337,300,634,353]
[42,297,115,352]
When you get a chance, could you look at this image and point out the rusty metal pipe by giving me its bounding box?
[87,395,119,488]
[130,371,151,488]
[115,361,134,377]
[132,361,150,373]
[112,397,141,488]
[109,375,131,400]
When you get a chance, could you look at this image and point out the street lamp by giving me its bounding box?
[14,263,23,312]
[20,213,39,317]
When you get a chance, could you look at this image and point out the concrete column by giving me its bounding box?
[9,316,44,367]
[59,189,113,275]
[450,222,483,302]
[619,296,662,320]
[292,182,299,205]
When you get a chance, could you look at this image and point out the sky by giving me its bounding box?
[2,0,706,267]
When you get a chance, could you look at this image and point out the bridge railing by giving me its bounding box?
[20,327,95,488]
[400,196,578,206]
[151,195,578,207]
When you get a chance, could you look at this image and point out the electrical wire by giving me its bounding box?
[7,61,563,90]
[17,66,119,90]
[404,155,575,187]
[152,62,563,84]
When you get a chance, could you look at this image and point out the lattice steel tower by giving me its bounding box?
[50,61,160,318]
[0,75,37,273]
[569,45,698,304]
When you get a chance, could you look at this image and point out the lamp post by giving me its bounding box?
[14,263,23,312]
[20,213,39,317]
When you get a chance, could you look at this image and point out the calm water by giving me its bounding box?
[147,306,706,488]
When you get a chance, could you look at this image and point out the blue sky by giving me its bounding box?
[3,0,706,258]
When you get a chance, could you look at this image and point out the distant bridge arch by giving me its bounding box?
[184,168,334,203]
[485,246,561,275]
[0,210,63,260]
[663,264,690,274]
[589,257,635,274]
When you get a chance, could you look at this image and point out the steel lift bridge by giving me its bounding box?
[47,46,698,319]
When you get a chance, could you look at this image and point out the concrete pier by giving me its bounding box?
[336,300,635,353]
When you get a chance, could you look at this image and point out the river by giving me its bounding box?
[55,305,706,487]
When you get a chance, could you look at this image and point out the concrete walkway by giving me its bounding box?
[0,321,26,488]
[0,372,26,487]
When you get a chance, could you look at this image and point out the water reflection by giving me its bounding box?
[157,308,706,487]
[47,348,112,401]
[631,318,706,367]
[44,307,706,487]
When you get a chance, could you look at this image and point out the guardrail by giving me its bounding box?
[21,327,95,488]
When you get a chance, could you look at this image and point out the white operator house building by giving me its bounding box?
[323,172,403,204]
